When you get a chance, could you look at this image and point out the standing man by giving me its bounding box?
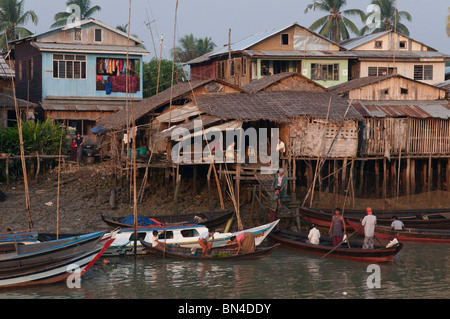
[362,207,377,249]
[329,208,346,246]
[264,187,280,223]
[75,133,84,166]
[271,168,287,208]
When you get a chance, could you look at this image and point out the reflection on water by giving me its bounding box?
[0,243,449,299]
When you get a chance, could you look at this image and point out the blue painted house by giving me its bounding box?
[11,18,149,135]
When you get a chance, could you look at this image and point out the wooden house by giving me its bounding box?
[187,22,351,88]
[340,30,450,85]
[330,74,450,196]
[10,18,149,140]
[0,94,38,128]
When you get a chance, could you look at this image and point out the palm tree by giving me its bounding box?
[197,37,216,55]
[51,0,101,29]
[0,0,38,51]
[304,0,365,43]
[174,34,216,63]
[360,0,412,36]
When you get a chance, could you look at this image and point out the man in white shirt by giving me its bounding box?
[307,224,320,245]
[198,229,215,257]
[362,207,377,249]
[391,216,405,230]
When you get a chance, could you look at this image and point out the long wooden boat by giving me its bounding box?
[104,220,280,256]
[0,231,117,288]
[299,207,450,230]
[0,232,105,271]
[268,229,403,263]
[140,240,280,260]
[101,209,234,229]
[0,229,38,244]
[347,220,450,243]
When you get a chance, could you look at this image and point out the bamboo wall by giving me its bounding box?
[289,118,359,158]
[361,118,450,157]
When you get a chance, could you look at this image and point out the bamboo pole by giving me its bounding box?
[5,32,33,229]
[56,124,64,240]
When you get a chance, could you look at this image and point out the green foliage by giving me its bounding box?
[0,120,63,156]
[0,120,63,182]
[142,58,187,98]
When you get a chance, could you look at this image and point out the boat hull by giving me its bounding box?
[299,207,450,230]
[140,241,280,260]
[268,230,403,263]
[105,220,280,256]
[0,233,116,288]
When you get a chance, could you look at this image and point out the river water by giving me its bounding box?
[1,240,449,300]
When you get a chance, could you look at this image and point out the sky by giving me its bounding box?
[24,0,450,61]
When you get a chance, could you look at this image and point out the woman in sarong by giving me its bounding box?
[231,232,255,255]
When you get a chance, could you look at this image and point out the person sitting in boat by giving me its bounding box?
[151,230,160,247]
[391,216,405,231]
[230,232,256,255]
[307,223,320,245]
[198,229,215,257]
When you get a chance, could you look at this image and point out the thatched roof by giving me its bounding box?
[0,93,37,109]
[196,91,362,123]
[241,72,325,93]
[97,79,245,131]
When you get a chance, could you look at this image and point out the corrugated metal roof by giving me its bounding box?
[210,23,296,57]
[245,50,353,58]
[32,42,149,55]
[340,31,391,50]
[0,56,14,78]
[355,100,450,119]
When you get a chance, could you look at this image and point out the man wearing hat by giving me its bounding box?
[362,207,377,249]
[272,168,287,208]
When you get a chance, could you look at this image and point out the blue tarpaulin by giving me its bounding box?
[90,126,107,135]
[121,215,164,227]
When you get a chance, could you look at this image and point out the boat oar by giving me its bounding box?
[321,225,362,260]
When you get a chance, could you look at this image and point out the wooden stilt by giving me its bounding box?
[406,157,411,197]
[411,159,416,195]
[207,163,213,210]
[428,155,432,193]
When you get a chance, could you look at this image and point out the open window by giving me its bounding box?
[96,58,141,94]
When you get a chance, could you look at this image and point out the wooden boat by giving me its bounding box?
[0,231,117,288]
[0,229,38,244]
[140,240,280,260]
[104,220,280,256]
[347,220,450,243]
[0,231,105,271]
[268,229,403,263]
[101,209,234,229]
[299,207,450,230]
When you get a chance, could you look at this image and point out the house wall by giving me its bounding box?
[38,23,137,47]
[352,33,433,52]
[14,42,43,103]
[301,58,349,88]
[360,117,450,156]
[41,52,143,100]
[358,61,446,85]
[348,77,447,100]
[289,117,359,158]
